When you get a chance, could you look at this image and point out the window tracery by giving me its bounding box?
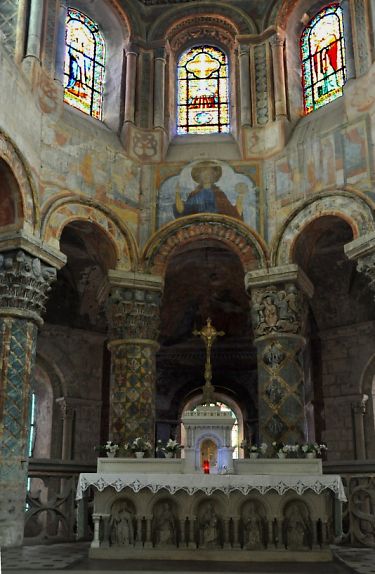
[301,3,346,114]
[177,45,230,134]
[64,8,105,119]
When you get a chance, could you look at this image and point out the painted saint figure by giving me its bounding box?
[173,162,242,219]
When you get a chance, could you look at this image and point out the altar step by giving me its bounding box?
[2,542,369,573]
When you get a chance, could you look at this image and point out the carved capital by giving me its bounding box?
[107,286,161,341]
[0,250,56,325]
[249,283,307,338]
[351,394,369,415]
[269,32,285,49]
[356,253,375,293]
[56,397,76,420]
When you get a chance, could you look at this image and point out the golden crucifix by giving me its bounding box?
[193,318,224,404]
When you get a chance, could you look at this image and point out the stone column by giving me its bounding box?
[24,0,44,62]
[56,397,75,460]
[124,44,139,125]
[153,46,166,129]
[0,250,57,547]
[245,264,313,445]
[238,44,251,127]
[270,31,287,119]
[106,271,163,446]
[54,1,68,84]
[351,395,368,460]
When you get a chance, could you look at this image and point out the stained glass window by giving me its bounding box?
[177,45,230,134]
[301,4,346,114]
[64,8,105,120]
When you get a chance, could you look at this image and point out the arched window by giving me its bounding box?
[177,45,230,134]
[301,4,346,115]
[64,8,105,119]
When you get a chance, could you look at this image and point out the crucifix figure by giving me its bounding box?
[193,318,224,404]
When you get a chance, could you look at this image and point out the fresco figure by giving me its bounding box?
[173,162,241,219]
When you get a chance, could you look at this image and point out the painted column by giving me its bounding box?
[24,0,44,61]
[245,264,313,445]
[153,46,166,129]
[270,31,287,119]
[106,271,163,446]
[238,43,251,127]
[124,44,139,124]
[0,250,57,547]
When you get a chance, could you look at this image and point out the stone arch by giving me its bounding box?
[41,197,139,270]
[142,214,268,276]
[271,191,375,266]
[148,3,257,43]
[359,353,375,459]
[0,131,38,232]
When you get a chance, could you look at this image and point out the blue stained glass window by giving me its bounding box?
[301,4,346,114]
[64,8,105,119]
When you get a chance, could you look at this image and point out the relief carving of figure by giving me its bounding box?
[284,503,312,550]
[110,503,134,547]
[199,502,220,548]
[153,502,176,546]
[251,285,303,336]
[243,502,264,550]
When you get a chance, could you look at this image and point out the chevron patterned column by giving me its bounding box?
[0,250,56,547]
[106,271,163,448]
[245,264,314,446]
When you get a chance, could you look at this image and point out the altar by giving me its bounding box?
[77,456,345,561]
[79,320,346,562]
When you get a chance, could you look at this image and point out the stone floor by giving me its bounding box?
[1,543,374,574]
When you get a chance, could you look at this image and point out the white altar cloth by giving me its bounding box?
[76,472,346,501]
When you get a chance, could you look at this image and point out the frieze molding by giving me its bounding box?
[0,250,56,325]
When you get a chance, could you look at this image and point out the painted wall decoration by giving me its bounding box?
[157,161,259,230]
[342,120,369,184]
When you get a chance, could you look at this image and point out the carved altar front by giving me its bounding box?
[78,458,345,562]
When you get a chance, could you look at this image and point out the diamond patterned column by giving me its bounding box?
[245,265,313,445]
[0,250,57,547]
[106,271,163,447]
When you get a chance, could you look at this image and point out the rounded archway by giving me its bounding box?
[292,215,375,459]
[155,238,258,448]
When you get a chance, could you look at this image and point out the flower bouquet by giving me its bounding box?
[126,436,152,458]
[301,442,327,458]
[241,440,268,458]
[157,438,183,458]
[95,440,119,457]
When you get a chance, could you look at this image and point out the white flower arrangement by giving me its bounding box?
[241,441,268,455]
[164,438,183,453]
[301,443,328,456]
[126,437,152,454]
[105,441,119,454]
